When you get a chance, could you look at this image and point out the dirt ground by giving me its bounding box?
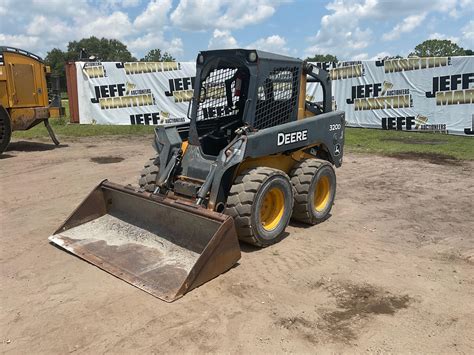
[1,137,473,354]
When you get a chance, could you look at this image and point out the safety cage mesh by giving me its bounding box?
[254,67,299,130]
[197,68,238,121]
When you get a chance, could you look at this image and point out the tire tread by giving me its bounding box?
[138,157,159,192]
[225,167,293,247]
[290,159,333,224]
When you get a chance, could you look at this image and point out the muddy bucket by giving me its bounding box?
[49,181,241,302]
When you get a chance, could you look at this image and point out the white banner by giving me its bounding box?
[76,61,195,126]
[75,57,474,136]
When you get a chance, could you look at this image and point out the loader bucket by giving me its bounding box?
[49,181,241,302]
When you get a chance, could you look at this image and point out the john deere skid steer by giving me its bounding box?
[50,49,345,302]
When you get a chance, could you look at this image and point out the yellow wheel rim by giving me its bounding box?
[314,175,331,212]
[260,187,285,231]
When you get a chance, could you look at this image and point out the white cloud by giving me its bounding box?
[428,32,460,43]
[214,2,276,30]
[247,35,289,54]
[30,0,93,18]
[208,29,238,49]
[134,0,172,30]
[0,0,10,15]
[103,0,142,8]
[208,32,292,55]
[449,8,459,18]
[127,33,183,57]
[369,51,392,60]
[449,0,474,17]
[123,0,141,6]
[128,0,182,57]
[0,0,183,58]
[382,13,427,41]
[170,0,220,31]
[361,0,457,18]
[26,16,74,42]
[77,11,134,40]
[426,20,474,49]
[461,20,474,47]
[171,0,280,31]
[460,0,474,9]
[305,1,376,60]
[0,34,42,50]
[306,24,372,60]
[352,53,369,60]
[166,38,184,55]
[1,0,472,61]
[304,0,474,60]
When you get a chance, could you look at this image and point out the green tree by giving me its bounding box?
[44,48,69,95]
[45,48,67,76]
[410,39,466,57]
[45,37,137,93]
[66,36,136,62]
[305,54,338,62]
[465,49,474,55]
[140,49,176,62]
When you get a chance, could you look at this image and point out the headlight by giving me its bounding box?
[223,138,244,163]
[248,51,257,62]
[198,54,204,64]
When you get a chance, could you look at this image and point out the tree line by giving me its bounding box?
[45,37,472,90]
[45,36,175,79]
[306,39,473,62]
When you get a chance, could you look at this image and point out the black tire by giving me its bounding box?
[225,167,294,247]
[138,157,160,192]
[290,159,336,225]
[0,108,12,154]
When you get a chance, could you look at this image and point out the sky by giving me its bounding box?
[0,0,473,61]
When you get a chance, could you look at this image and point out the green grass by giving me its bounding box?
[61,99,70,118]
[13,121,473,160]
[13,117,155,139]
[345,128,473,160]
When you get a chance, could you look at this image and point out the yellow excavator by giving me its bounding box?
[49,49,345,302]
[0,46,60,154]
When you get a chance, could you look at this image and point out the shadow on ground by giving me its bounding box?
[239,231,290,253]
[0,153,15,159]
[90,156,125,164]
[7,141,68,152]
[388,152,462,166]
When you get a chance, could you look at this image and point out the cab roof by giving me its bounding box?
[199,48,302,64]
[0,46,43,63]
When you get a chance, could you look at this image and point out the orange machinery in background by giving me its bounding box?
[0,46,61,154]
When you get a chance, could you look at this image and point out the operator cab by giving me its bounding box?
[192,55,251,156]
[186,49,321,158]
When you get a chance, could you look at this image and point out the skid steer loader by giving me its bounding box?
[49,49,345,302]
